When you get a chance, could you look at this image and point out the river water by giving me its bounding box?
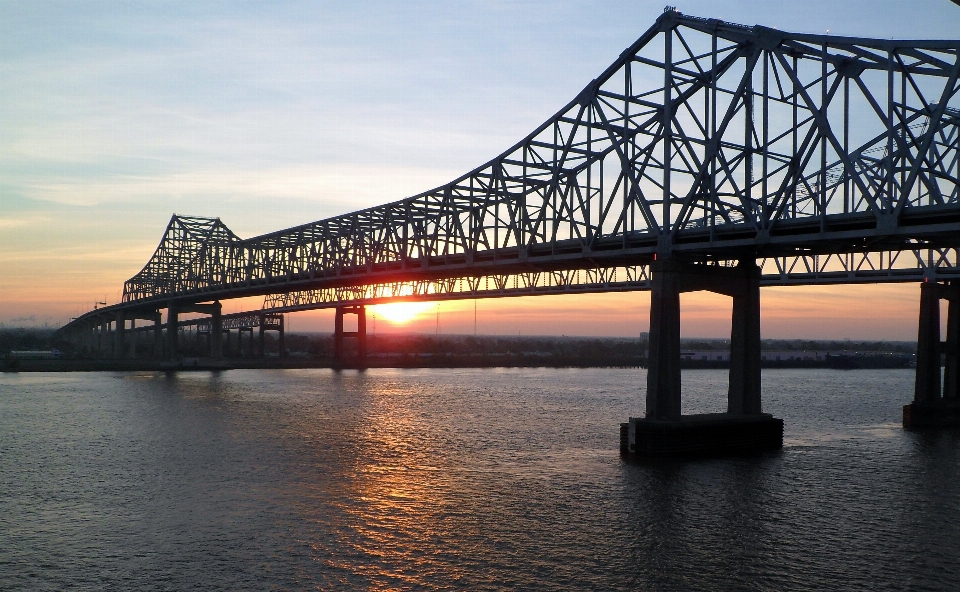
[1,368,958,590]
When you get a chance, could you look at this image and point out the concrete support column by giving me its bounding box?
[728,261,762,415]
[333,306,366,367]
[334,307,344,364]
[278,315,285,359]
[129,319,137,358]
[153,315,163,358]
[166,305,179,359]
[210,301,222,359]
[258,316,265,358]
[356,307,366,362]
[646,260,682,419]
[914,281,941,403]
[115,312,126,359]
[944,286,959,401]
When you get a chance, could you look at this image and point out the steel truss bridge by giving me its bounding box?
[59,10,960,430]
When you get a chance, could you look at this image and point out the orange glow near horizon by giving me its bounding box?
[371,302,434,325]
[0,268,936,340]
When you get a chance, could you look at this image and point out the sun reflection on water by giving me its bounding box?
[294,378,472,588]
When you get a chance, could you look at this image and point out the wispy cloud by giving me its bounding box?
[0,214,47,229]
[6,162,462,218]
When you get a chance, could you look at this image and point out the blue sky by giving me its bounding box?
[2,0,958,335]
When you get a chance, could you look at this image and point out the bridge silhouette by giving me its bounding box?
[58,9,960,453]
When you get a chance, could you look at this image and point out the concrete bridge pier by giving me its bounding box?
[256,313,285,359]
[210,305,222,359]
[129,319,136,358]
[153,314,163,358]
[622,258,783,457]
[114,311,126,359]
[334,305,367,368]
[238,327,253,357]
[96,320,105,357]
[166,304,179,359]
[258,322,265,357]
[81,325,92,357]
[168,302,223,359]
[728,263,762,415]
[82,324,92,357]
[189,302,222,359]
[904,280,960,428]
[276,316,284,359]
[117,311,160,359]
[946,284,959,402]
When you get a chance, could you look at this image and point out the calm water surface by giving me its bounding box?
[1,368,959,590]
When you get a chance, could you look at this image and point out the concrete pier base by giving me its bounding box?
[624,259,778,458]
[620,413,783,458]
[905,281,960,429]
[903,401,960,429]
[334,305,367,368]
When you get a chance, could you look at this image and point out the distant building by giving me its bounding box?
[681,351,730,361]
[761,351,825,361]
[8,349,61,359]
[679,350,843,362]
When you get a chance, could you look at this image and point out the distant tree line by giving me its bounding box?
[1,328,917,369]
[0,328,56,354]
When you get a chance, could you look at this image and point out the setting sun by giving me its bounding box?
[371,301,433,324]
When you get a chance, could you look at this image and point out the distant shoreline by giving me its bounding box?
[2,355,915,373]
[4,328,919,373]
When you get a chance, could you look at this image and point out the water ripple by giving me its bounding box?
[1,368,958,590]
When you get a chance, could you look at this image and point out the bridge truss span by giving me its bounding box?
[259,246,960,313]
[117,9,960,308]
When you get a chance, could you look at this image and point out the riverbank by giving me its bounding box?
[2,353,914,372]
[3,329,918,372]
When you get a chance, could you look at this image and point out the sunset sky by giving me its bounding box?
[2,0,958,338]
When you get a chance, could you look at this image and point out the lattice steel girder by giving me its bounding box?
[58,8,946,324]
[258,246,959,314]
[118,9,960,308]
[186,312,281,332]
